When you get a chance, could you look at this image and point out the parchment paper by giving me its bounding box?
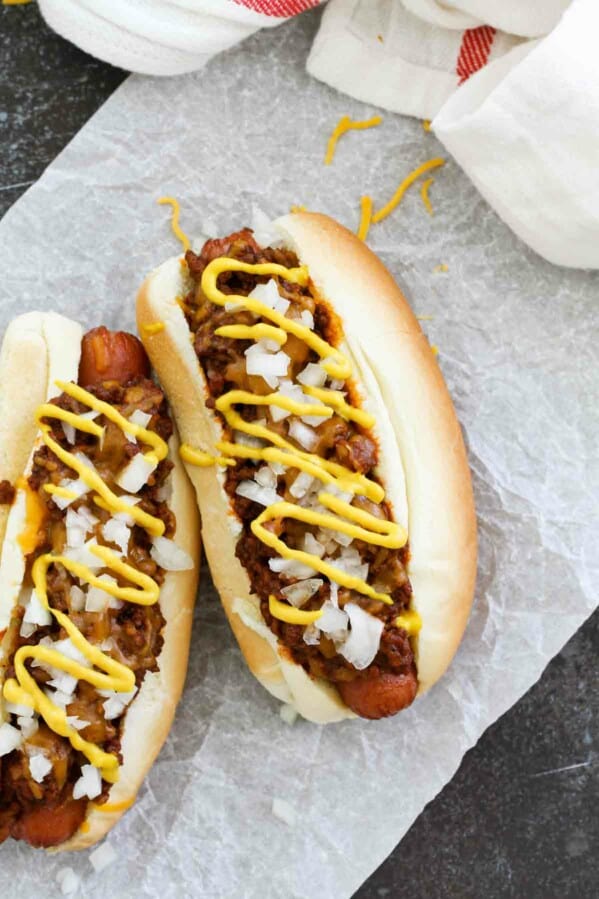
[0,9,597,898]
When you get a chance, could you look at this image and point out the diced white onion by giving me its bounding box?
[269,380,299,421]
[272,797,296,827]
[47,672,77,695]
[329,378,345,391]
[29,753,52,783]
[52,637,92,667]
[329,581,339,607]
[235,480,279,508]
[281,578,323,608]
[254,466,277,489]
[289,471,314,499]
[19,620,37,638]
[72,764,102,800]
[303,624,320,645]
[23,592,52,627]
[45,689,73,710]
[116,454,157,493]
[269,461,286,476]
[51,473,91,510]
[288,419,318,451]
[315,600,349,637]
[66,715,90,731]
[65,507,94,549]
[297,363,327,388]
[111,493,141,524]
[69,585,86,612]
[101,688,137,721]
[129,409,152,428]
[0,723,23,756]
[102,518,131,556]
[56,867,80,896]
[61,421,76,445]
[269,557,316,579]
[250,205,283,248]
[334,546,369,581]
[89,842,118,872]
[18,716,39,738]
[150,536,194,571]
[234,430,266,450]
[338,603,384,670]
[303,533,325,558]
[5,701,33,718]
[249,279,290,315]
[63,538,103,571]
[300,310,314,330]
[246,347,290,389]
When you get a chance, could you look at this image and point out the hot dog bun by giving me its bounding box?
[0,313,200,849]
[137,212,476,722]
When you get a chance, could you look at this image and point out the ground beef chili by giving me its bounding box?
[0,377,173,847]
[0,480,15,504]
[183,231,417,696]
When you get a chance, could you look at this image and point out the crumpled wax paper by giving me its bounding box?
[0,9,597,899]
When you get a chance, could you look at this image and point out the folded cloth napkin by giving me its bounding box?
[38,0,323,76]
[37,0,599,269]
[309,0,599,268]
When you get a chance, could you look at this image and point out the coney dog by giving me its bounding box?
[138,212,476,723]
[0,313,199,849]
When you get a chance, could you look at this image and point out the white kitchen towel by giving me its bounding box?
[38,0,323,76]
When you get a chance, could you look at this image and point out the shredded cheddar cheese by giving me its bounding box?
[290,204,307,214]
[357,195,373,241]
[324,115,383,166]
[2,0,32,5]
[420,177,435,216]
[142,321,165,336]
[157,196,190,253]
[431,345,439,356]
[372,158,445,225]
[422,120,432,132]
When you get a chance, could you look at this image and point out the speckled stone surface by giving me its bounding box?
[0,6,597,897]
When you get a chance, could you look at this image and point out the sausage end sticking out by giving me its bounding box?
[337,669,418,720]
[9,796,87,848]
[79,326,150,387]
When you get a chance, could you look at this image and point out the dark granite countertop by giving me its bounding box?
[0,6,597,897]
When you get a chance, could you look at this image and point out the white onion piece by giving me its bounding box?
[5,701,33,718]
[338,603,384,670]
[329,581,339,607]
[254,466,277,489]
[61,421,76,445]
[329,378,345,390]
[269,556,316,579]
[289,471,314,499]
[315,600,349,636]
[65,507,92,548]
[63,538,103,571]
[89,842,118,872]
[19,621,36,638]
[269,380,301,421]
[18,716,38,738]
[47,672,77,695]
[297,362,327,388]
[52,637,91,667]
[269,461,286,476]
[235,480,279,508]
[303,533,325,558]
[116,453,157,493]
[51,476,90,510]
[300,310,314,330]
[29,753,52,783]
[129,409,152,428]
[23,592,52,627]
[281,578,323,608]
[335,546,369,581]
[102,518,131,556]
[246,348,289,389]
[101,688,137,721]
[234,430,266,450]
[76,505,98,528]
[69,585,86,612]
[250,205,283,248]
[288,419,318,451]
[83,574,119,613]
[45,689,73,710]
[249,279,289,315]
[111,493,141,524]
[303,624,320,646]
[72,764,102,800]
[56,867,80,897]
[66,715,90,731]
[279,704,298,725]
[150,536,194,571]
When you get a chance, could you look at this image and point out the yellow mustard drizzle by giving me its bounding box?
[3,382,169,779]
[143,321,165,336]
[179,443,234,469]
[214,323,287,346]
[94,796,136,813]
[395,608,422,636]
[182,257,411,615]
